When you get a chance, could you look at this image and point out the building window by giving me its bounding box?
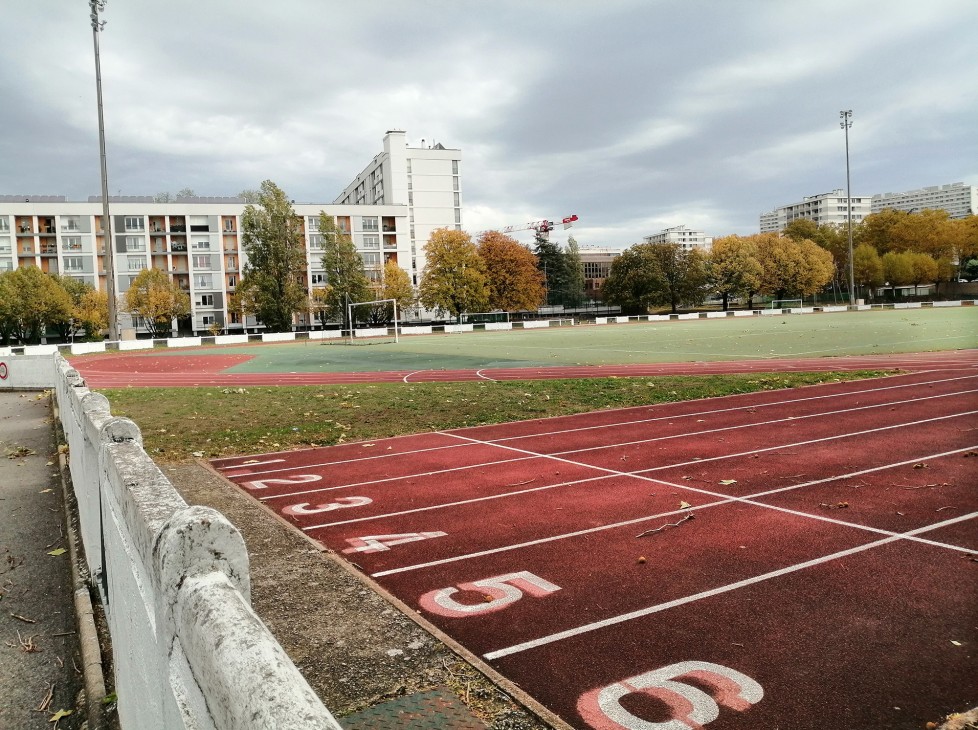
[125,236,145,252]
[408,191,413,205]
[361,216,379,232]
[127,257,147,271]
[223,218,236,232]
[201,315,215,326]
[226,256,236,270]
[361,252,381,267]
[310,273,326,285]
[406,160,412,173]
[193,254,211,269]
[227,274,237,288]
[0,219,9,233]
[454,208,461,224]
[307,216,320,232]
[62,216,81,232]
[62,237,82,251]
[192,239,211,250]
[63,256,84,272]
[453,176,459,191]
[452,160,459,174]
[124,216,144,231]
[309,234,323,249]
[198,294,214,307]
[454,192,460,207]
[195,274,212,289]
[362,235,380,249]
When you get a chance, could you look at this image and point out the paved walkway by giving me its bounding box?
[0,390,83,729]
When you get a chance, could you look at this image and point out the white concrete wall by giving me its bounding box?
[0,353,58,388]
[51,356,340,730]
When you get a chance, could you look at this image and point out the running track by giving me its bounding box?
[212,363,978,730]
[74,348,978,387]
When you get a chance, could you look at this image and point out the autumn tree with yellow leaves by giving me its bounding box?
[123,267,191,338]
[476,231,545,312]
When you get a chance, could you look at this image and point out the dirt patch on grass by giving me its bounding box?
[161,461,557,729]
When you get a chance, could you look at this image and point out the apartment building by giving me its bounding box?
[0,196,409,336]
[872,182,977,219]
[335,130,461,284]
[643,225,713,251]
[759,189,871,233]
[579,247,621,300]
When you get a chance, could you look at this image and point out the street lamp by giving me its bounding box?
[90,0,119,341]
[840,109,855,306]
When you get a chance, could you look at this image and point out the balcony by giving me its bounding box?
[39,243,58,256]
[190,224,210,232]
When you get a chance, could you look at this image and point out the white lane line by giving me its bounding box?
[300,474,618,530]
[217,458,285,472]
[230,373,977,479]
[475,369,497,381]
[370,444,978,577]
[482,511,978,661]
[402,370,424,383]
[487,373,978,444]
[267,403,977,501]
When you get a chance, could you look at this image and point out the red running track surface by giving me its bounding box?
[212,367,978,729]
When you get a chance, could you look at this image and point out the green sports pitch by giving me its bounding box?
[191,307,978,374]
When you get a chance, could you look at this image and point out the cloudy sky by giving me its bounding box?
[2,0,976,247]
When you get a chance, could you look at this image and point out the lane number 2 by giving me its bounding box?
[419,571,561,617]
[577,661,763,730]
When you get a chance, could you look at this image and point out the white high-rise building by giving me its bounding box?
[336,130,462,285]
[759,189,871,233]
[643,225,712,251]
[872,182,977,219]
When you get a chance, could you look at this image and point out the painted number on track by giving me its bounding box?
[242,474,321,491]
[342,532,447,554]
[577,661,763,730]
[419,571,561,617]
[283,496,373,516]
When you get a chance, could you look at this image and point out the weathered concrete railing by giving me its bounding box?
[25,353,342,730]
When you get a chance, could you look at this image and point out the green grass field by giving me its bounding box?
[185,307,978,373]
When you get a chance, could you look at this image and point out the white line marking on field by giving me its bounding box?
[231,373,977,479]
[370,443,978,577]
[217,458,285,471]
[475,369,497,381]
[403,370,424,383]
[483,511,978,661]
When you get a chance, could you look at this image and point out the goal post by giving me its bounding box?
[347,298,399,344]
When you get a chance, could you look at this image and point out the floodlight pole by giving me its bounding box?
[840,109,855,306]
[90,0,119,341]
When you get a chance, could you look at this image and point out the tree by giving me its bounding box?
[708,235,763,310]
[239,180,309,332]
[309,286,333,328]
[755,233,833,301]
[238,189,260,204]
[418,228,489,321]
[74,288,109,340]
[319,213,372,329]
[796,239,837,299]
[123,268,191,337]
[476,231,545,312]
[881,251,913,299]
[600,243,706,314]
[852,243,884,300]
[533,234,568,306]
[380,260,416,318]
[0,267,73,344]
[50,275,94,341]
[563,236,587,308]
[906,252,938,296]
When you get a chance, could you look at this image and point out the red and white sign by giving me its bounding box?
[0,362,8,380]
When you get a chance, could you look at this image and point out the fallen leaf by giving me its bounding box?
[192,451,204,458]
[719,479,737,486]
[950,640,962,646]
[49,709,73,722]
[40,489,52,494]
[47,549,66,557]
[679,501,692,509]
[913,463,927,469]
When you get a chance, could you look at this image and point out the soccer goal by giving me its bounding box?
[346,298,399,345]
[461,311,510,325]
[769,298,803,309]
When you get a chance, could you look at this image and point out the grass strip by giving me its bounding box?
[101,371,891,462]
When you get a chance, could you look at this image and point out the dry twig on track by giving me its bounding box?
[636,513,695,538]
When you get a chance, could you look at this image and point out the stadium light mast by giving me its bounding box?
[90,0,119,341]
[840,109,855,306]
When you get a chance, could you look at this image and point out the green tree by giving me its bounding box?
[477,231,545,311]
[239,180,309,332]
[563,236,587,307]
[708,235,763,310]
[319,213,372,329]
[852,243,884,300]
[50,275,94,341]
[755,234,834,302]
[533,233,568,306]
[418,228,489,321]
[123,267,191,338]
[601,243,706,314]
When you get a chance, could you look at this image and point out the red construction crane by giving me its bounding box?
[477,214,579,241]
